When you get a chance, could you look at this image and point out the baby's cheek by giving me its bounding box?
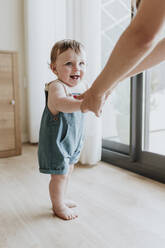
[61,71,69,80]
[80,74,84,80]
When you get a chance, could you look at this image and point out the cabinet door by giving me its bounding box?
[0,52,21,157]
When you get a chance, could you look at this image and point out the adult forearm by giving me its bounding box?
[124,38,165,79]
[91,24,156,96]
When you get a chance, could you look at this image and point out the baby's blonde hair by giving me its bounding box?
[50,39,84,65]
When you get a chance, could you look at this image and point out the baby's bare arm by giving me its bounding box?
[47,83,82,114]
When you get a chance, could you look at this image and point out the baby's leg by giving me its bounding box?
[49,173,78,220]
[65,164,77,208]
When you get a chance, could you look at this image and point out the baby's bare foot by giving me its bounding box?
[65,199,77,208]
[53,204,78,220]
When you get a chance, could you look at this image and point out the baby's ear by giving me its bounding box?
[50,64,57,74]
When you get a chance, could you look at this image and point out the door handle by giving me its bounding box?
[10,100,15,105]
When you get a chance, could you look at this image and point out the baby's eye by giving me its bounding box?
[65,62,72,66]
[79,61,85,66]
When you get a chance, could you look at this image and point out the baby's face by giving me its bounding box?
[53,48,86,87]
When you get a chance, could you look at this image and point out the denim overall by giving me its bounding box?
[38,83,84,175]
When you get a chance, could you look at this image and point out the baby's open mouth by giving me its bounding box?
[70,75,80,80]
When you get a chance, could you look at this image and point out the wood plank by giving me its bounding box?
[0,53,12,71]
[0,101,14,112]
[12,53,21,155]
[0,51,21,157]
[0,149,19,157]
[0,128,15,150]
[0,112,15,128]
[0,73,12,81]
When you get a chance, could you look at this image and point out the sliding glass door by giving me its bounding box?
[142,63,165,156]
[101,0,165,183]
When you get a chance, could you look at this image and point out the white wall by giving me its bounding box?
[0,0,28,142]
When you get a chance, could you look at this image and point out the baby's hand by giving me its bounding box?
[73,93,85,100]
[72,93,82,100]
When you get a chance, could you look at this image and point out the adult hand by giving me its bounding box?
[75,88,106,117]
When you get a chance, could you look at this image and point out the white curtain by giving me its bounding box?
[24,0,66,142]
[66,0,102,165]
[80,113,102,165]
[79,0,102,165]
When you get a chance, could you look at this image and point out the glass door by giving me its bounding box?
[143,63,165,156]
[101,0,131,154]
[101,0,165,182]
[140,25,165,171]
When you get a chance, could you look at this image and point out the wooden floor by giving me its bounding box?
[1,144,165,248]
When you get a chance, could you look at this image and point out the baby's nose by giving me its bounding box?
[73,64,80,71]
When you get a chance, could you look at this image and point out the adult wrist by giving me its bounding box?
[90,84,104,98]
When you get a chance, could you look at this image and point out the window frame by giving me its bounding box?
[102,72,165,184]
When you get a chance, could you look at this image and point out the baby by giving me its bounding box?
[38,39,88,220]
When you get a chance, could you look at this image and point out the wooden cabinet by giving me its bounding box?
[0,51,21,157]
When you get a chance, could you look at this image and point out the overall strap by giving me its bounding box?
[45,90,48,105]
[44,83,49,105]
[44,80,68,107]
